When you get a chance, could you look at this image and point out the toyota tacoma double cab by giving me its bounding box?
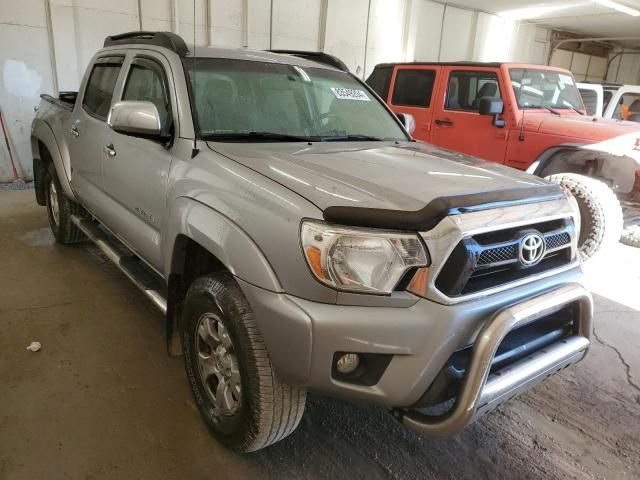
[367,62,640,259]
[32,32,593,452]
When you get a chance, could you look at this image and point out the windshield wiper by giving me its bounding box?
[569,106,584,115]
[319,134,385,142]
[543,106,561,116]
[202,131,318,142]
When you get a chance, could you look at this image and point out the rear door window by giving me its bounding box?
[391,69,436,108]
[445,71,500,111]
[82,57,124,120]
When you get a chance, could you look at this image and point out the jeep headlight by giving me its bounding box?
[301,220,429,294]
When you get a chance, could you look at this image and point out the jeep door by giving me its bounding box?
[99,52,176,270]
[430,67,509,163]
[386,66,439,142]
[69,55,125,216]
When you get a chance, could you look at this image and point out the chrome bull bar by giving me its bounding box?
[395,282,592,437]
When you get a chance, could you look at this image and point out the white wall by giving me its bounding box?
[1,0,635,181]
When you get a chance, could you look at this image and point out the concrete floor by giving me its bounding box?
[1,188,639,480]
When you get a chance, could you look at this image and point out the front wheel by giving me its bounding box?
[545,173,623,261]
[181,272,306,452]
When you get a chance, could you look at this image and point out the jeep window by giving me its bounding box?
[366,66,392,100]
[578,88,598,115]
[445,71,500,111]
[391,69,436,108]
[82,57,123,120]
[510,69,584,110]
[184,59,408,142]
[122,58,172,134]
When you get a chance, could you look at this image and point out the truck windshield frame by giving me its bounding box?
[182,58,409,142]
[509,68,585,111]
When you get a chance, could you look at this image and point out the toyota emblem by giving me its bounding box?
[519,232,545,266]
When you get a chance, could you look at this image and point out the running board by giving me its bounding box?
[71,215,167,314]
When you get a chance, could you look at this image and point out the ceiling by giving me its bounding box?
[450,0,640,47]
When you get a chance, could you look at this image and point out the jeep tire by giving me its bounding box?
[545,173,623,261]
[181,272,306,452]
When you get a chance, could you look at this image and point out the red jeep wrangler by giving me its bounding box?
[367,62,640,259]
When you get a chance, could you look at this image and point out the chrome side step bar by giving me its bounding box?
[71,215,167,314]
[395,282,592,437]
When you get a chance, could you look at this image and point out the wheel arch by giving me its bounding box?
[31,120,75,199]
[163,197,283,355]
[529,143,638,194]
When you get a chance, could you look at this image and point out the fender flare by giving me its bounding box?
[528,142,638,193]
[163,196,282,292]
[31,120,75,199]
[526,143,586,176]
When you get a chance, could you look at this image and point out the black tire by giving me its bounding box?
[181,272,306,452]
[621,225,640,248]
[44,163,86,244]
[545,173,623,261]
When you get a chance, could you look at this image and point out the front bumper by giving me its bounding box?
[237,265,590,414]
[395,282,591,436]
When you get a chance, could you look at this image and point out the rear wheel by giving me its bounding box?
[545,173,623,261]
[181,272,306,452]
[44,163,86,244]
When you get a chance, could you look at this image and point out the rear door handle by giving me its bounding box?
[103,143,116,157]
[70,126,79,137]
[435,118,454,127]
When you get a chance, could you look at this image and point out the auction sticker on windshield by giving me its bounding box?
[331,87,370,101]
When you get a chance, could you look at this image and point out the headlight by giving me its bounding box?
[301,220,429,294]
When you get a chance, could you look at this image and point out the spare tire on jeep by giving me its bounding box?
[545,173,623,261]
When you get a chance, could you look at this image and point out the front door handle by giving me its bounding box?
[435,118,454,127]
[103,143,116,157]
[70,126,79,137]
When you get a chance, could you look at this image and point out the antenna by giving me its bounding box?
[518,68,527,142]
[191,0,200,158]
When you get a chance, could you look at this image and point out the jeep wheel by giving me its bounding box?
[621,225,640,248]
[545,173,623,261]
[44,163,86,244]
[181,272,306,452]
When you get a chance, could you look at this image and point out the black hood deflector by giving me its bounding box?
[323,184,564,231]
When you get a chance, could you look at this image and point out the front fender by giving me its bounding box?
[31,119,75,199]
[163,196,282,292]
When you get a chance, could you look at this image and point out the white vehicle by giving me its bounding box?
[578,82,640,121]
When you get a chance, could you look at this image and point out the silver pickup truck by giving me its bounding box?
[31,31,593,452]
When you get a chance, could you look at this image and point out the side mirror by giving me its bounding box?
[396,112,416,135]
[478,97,505,128]
[478,97,503,116]
[108,101,163,138]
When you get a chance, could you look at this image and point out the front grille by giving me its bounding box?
[435,218,575,297]
[477,244,517,265]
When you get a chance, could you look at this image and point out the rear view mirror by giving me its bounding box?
[108,101,162,138]
[396,112,416,135]
[478,98,505,128]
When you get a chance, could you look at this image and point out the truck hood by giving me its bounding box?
[208,141,557,214]
[524,111,640,142]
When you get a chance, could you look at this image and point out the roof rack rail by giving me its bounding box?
[104,31,189,57]
[267,50,349,72]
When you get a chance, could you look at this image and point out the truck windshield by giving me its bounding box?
[183,58,408,142]
[510,68,584,111]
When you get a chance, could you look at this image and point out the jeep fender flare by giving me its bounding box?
[163,196,282,292]
[31,120,75,199]
[528,143,638,194]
